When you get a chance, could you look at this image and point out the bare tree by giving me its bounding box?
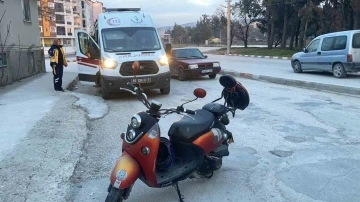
[232,0,262,48]
[0,10,11,54]
[0,10,11,85]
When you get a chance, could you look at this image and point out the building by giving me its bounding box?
[81,0,92,34]
[0,0,45,86]
[38,0,76,53]
[91,0,104,23]
[38,0,103,55]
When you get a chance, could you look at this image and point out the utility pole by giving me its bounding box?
[226,0,231,55]
[221,0,231,55]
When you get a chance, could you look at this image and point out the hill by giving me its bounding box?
[157,22,196,35]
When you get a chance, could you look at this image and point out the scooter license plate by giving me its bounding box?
[131,77,152,83]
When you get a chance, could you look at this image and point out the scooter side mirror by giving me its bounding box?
[193,88,206,98]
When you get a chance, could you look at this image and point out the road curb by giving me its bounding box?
[220,69,360,96]
[66,76,79,91]
[224,54,291,60]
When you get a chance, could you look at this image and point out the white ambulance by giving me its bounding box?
[75,8,171,99]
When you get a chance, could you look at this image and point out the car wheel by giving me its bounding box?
[209,74,216,79]
[292,60,303,73]
[178,67,186,81]
[332,63,347,78]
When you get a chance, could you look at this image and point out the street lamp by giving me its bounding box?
[220,0,231,55]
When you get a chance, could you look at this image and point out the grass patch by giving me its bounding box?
[206,47,300,57]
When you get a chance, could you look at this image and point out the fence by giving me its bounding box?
[0,47,46,87]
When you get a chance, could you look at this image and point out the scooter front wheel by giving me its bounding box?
[105,187,125,202]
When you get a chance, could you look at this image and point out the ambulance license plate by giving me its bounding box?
[131,77,152,83]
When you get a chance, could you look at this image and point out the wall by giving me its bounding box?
[0,0,45,86]
[0,0,41,46]
[0,49,45,86]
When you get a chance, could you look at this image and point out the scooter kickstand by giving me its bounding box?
[172,182,185,202]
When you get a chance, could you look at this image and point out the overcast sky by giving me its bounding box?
[100,0,222,27]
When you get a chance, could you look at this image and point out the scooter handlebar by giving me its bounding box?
[126,82,137,92]
[183,109,196,115]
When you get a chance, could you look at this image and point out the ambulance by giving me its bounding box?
[75,8,171,99]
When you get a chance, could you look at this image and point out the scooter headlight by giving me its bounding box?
[131,114,141,129]
[126,129,136,140]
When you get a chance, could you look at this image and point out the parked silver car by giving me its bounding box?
[291,30,360,78]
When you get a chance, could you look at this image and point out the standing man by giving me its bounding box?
[48,39,68,92]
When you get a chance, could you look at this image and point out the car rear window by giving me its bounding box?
[352,33,360,48]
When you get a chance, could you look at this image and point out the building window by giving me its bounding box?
[66,16,72,25]
[50,26,56,33]
[0,53,7,67]
[56,15,65,24]
[21,0,31,22]
[55,3,64,12]
[39,26,43,32]
[48,2,55,9]
[49,15,56,22]
[67,27,73,36]
[57,26,66,35]
[65,5,71,14]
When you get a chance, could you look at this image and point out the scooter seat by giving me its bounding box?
[168,109,215,143]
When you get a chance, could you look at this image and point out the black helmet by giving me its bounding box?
[219,75,250,110]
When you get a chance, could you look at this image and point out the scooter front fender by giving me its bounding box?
[110,151,141,189]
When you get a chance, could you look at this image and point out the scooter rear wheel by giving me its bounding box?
[105,187,125,202]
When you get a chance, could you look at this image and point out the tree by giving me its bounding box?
[232,0,262,48]
[230,20,240,47]
[212,7,228,43]
[170,23,186,44]
[0,10,11,54]
[0,10,11,86]
[351,0,360,29]
[198,14,212,43]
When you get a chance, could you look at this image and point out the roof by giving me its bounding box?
[316,30,360,39]
[97,10,155,29]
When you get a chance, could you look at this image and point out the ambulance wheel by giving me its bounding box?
[102,86,111,100]
[160,87,170,95]
[95,72,101,87]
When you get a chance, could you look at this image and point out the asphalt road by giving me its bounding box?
[65,76,360,202]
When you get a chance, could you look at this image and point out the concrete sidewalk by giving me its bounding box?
[0,72,78,161]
